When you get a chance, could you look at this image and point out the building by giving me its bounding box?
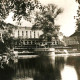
[63,36,79,46]
[69,31,80,50]
[13,27,43,39]
[0,26,65,51]
[11,27,63,51]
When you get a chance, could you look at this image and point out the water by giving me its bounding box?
[0,53,80,80]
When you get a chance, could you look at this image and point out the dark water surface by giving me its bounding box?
[0,54,80,80]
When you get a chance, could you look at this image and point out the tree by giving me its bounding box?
[0,0,63,51]
[75,0,80,31]
[76,0,80,4]
[0,41,7,54]
[0,0,41,54]
[73,1,80,49]
[2,31,14,49]
[32,4,63,41]
[0,0,41,23]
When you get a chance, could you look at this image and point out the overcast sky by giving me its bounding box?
[5,0,79,37]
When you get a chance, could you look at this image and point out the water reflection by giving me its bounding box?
[61,65,78,80]
[0,54,80,80]
[16,56,57,80]
[0,64,15,80]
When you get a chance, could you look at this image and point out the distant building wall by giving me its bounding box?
[63,36,79,49]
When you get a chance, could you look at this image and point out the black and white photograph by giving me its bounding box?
[0,0,80,80]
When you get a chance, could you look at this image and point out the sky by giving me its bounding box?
[39,0,79,36]
[5,0,79,37]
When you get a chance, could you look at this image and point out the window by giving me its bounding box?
[32,41,35,44]
[53,41,55,44]
[0,33,1,39]
[25,41,27,44]
[30,31,32,38]
[26,31,28,38]
[29,41,31,44]
[56,41,58,45]
[18,31,19,37]
[34,31,35,38]
[22,31,24,36]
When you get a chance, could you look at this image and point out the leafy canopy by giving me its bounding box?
[0,0,63,49]
[32,4,63,41]
[75,0,80,31]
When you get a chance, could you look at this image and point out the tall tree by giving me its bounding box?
[76,0,80,31]
[0,0,63,52]
[0,0,41,24]
[73,0,80,49]
[76,0,80,4]
[32,4,63,41]
[0,0,41,53]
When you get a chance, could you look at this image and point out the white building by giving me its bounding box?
[13,27,43,39]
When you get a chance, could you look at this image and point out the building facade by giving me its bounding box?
[13,27,63,51]
[13,27,43,39]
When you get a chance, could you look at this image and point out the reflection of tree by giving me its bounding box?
[0,56,71,80]
[55,57,65,70]
[6,56,80,80]
[33,57,56,80]
[0,65,15,80]
[11,56,62,80]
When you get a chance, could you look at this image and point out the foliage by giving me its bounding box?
[76,0,80,4]
[75,0,80,31]
[0,41,7,54]
[14,37,23,46]
[0,0,41,22]
[0,0,63,51]
[2,32,14,49]
[1,23,17,50]
[32,4,63,41]
[0,0,42,55]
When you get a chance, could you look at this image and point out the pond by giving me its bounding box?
[0,53,80,80]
